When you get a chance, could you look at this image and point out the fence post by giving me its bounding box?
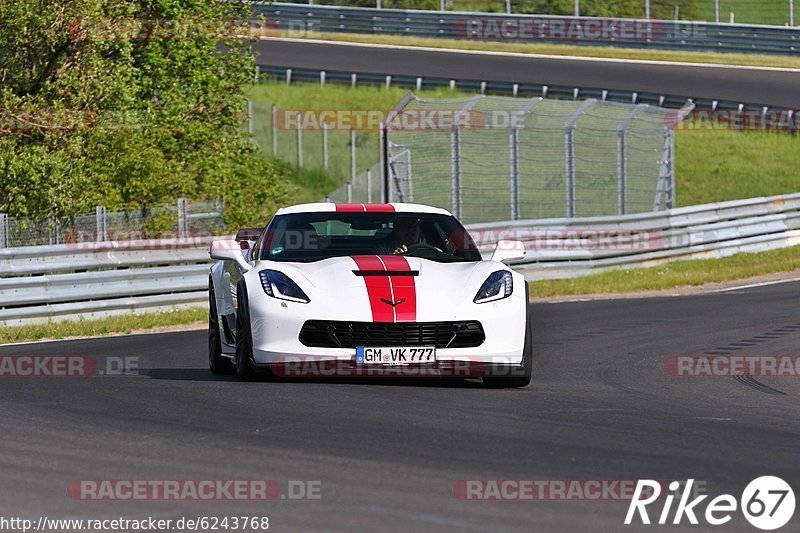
[645,0,650,18]
[350,128,357,185]
[617,104,647,216]
[574,0,580,16]
[715,0,720,22]
[272,104,278,157]
[177,198,188,239]
[367,169,373,203]
[323,121,329,172]
[96,206,107,242]
[380,124,388,203]
[296,111,304,168]
[509,127,519,221]
[347,181,353,202]
[0,213,7,248]
[564,99,596,218]
[505,0,511,14]
[451,127,462,219]
[247,100,253,143]
[792,0,796,26]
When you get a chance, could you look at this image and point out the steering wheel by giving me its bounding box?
[403,243,444,259]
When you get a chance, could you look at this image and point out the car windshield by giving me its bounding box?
[259,211,482,263]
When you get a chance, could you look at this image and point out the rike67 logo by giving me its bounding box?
[625,477,795,530]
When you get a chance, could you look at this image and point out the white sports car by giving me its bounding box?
[208,202,532,388]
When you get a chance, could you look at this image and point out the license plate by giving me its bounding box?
[356,346,436,365]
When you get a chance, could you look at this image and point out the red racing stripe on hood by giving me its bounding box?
[351,255,394,322]
[379,255,417,323]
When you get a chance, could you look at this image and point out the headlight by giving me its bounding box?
[474,270,513,304]
[259,270,310,304]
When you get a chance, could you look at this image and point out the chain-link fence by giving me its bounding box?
[362,93,693,224]
[283,0,797,26]
[249,98,382,193]
[0,199,225,248]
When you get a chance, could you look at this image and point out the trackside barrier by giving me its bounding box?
[254,3,800,56]
[467,193,800,279]
[258,65,796,127]
[0,238,221,326]
[2,194,799,325]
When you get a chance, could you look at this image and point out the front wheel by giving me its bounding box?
[209,280,232,375]
[235,281,259,382]
[483,284,533,389]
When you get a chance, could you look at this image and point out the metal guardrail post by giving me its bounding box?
[272,104,278,157]
[564,99,596,218]
[0,214,7,248]
[177,198,188,239]
[367,169,373,203]
[96,206,107,242]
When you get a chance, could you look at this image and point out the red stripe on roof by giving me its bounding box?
[334,204,395,212]
[335,204,366,212]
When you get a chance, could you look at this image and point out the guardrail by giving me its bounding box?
[467,193,800,279]
[0,238,217,326]
[258,65,797,125]
[254,3,800,56]
[2,194,799,325]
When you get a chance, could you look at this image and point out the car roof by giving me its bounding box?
[275,203,453,216]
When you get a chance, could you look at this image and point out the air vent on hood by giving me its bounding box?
[353,270,419,277]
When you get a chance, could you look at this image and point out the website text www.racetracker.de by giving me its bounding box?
[0,516,270,532]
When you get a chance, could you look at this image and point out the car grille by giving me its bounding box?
[299,320,485,349]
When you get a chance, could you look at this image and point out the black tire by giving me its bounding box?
[208,279,232,375]
[483,284,533,389]
[235,280,259,382]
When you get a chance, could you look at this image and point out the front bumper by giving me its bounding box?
[245,282,527,368]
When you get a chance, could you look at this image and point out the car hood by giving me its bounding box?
[255,255,508,321]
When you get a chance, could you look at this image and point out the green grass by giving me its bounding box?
[695,0,794,25]
[0,307,206,345]
[675,129,800,207]
[288,32,800,69]
[530,245,800,297]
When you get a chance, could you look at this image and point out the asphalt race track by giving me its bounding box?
[253,39,800,108]
[2,281,800,531]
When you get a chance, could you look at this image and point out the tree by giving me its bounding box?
[0,0,290,225]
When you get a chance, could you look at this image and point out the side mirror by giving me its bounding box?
[209,240,252,272]
[491,240,525,264]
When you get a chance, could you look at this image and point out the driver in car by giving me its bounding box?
[377,217,440,255]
